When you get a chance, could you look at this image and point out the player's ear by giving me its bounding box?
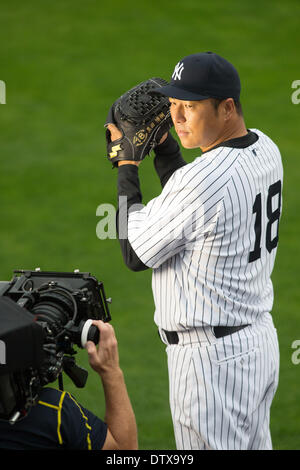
[222,98,235,121]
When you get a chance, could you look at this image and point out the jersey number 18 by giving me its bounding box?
[249,180,282,263]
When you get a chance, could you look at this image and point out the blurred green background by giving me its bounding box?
[1,0,299,449]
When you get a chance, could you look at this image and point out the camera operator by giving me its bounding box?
[0,320,138,450]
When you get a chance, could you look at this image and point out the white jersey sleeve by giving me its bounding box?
[128,147,238,269]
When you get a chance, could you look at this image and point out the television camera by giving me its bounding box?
[0,269,111,423]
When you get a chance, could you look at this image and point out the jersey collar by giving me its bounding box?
[202,130,259,154]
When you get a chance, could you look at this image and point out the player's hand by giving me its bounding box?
[106,124,168,167]
[86,320,121,377]
[106,123,122,142]
[106,124,140,167]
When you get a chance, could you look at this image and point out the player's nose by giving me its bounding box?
[171,105,186,124]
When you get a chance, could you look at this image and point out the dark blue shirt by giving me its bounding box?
[0,387,107,450]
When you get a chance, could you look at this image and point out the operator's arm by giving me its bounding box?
[86,320,138,450]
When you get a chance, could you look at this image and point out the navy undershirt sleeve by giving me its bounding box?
[116,133,186,271]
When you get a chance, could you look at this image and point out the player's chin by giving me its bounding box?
[178,136,199,149]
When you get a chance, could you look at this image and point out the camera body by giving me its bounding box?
[0,269,111,423]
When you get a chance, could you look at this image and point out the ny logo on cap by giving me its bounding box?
[172,61,184,81]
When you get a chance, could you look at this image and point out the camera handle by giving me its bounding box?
[60,356,89,389]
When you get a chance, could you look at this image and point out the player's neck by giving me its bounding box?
[201,118,248,153]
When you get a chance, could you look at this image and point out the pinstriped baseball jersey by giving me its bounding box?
[127,128,283,332]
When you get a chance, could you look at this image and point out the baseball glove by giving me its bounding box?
[105,78,173,167]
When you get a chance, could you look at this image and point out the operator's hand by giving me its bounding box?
[86,320,120,376]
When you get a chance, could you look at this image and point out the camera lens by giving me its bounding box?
[31,291,73,336]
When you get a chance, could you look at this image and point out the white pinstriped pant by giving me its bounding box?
[160,313,279,450]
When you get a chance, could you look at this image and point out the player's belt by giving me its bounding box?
[161,325,249,345]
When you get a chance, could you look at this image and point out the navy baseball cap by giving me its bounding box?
[156,52,241,101]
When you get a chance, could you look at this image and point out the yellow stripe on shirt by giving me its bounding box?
[38,400,59,411]
[38,390,92,449]
[57,391,66,445]
[67,392,92,449]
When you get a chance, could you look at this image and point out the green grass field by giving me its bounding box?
[1,0,300,449]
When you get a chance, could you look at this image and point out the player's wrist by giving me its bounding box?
[158,132,168,145]
[118,161,141,167]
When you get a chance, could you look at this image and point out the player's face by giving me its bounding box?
[169,98,225,151]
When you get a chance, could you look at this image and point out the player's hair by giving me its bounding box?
[211,98,243,116]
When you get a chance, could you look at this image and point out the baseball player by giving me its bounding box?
[105,52,283,450]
